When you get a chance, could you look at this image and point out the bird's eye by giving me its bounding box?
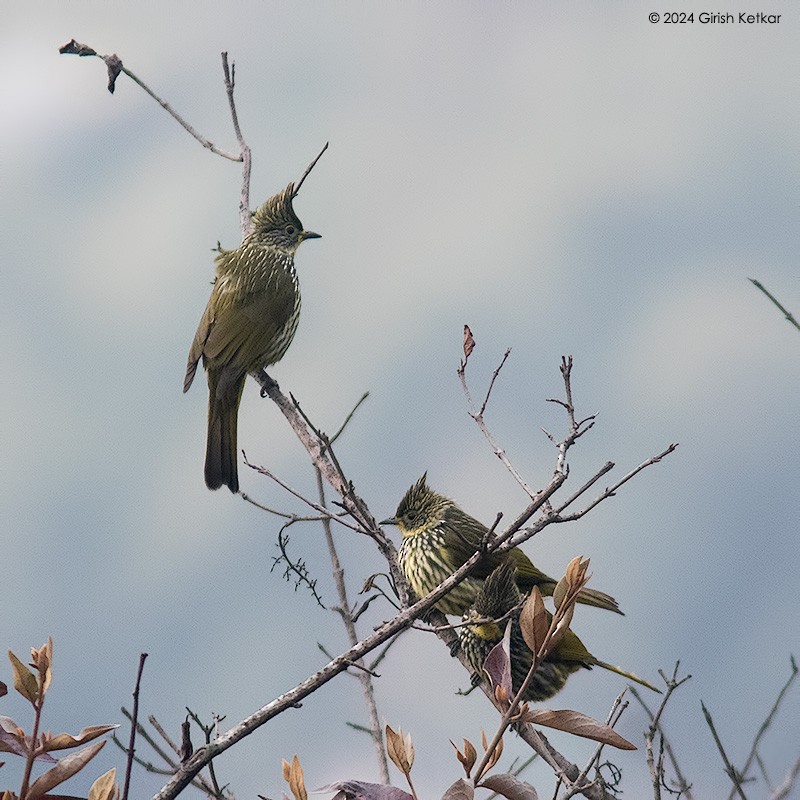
[406,511,418,523]
[285,224,296,236]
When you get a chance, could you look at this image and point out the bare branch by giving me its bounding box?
[221,52,252,237]
[728,656,798,800]
[630,662,694,800]
[122,653,148,800]
[59,40,241,161]
[315,466,390,781]
[458,345,538,499]
[749,278,800,332]
[702,701,749,800]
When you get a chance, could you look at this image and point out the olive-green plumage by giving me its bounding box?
[184,183,320,493]
[459,562,660,700]
[382,475,622,616]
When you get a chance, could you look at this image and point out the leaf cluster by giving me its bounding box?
[0,639,119,800]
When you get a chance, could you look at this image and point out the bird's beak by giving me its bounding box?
[379,516,398,526]
[301,230,321,240]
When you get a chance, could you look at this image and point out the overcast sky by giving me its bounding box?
[3,3,799,798]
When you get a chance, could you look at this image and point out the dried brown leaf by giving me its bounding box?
[385,725,413,775]
[8,651,38,706]
[463,325,476,360]
[283,755,307,800]
[522,708,636,750]
[441,777,474,800]
[0,715,27,757]
[88,767,117,800]
[26,739,106,800]
[549,602,575,653]
[479,773,538,800]
[283,753,308,800]
[30,638,53,697]
[450,738,477,777]
[0,681,7,698]
[58,39,97,56]
[519,587,548,657]
[44,725,119,752]
[482,733,503,772]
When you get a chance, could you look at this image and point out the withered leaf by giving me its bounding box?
[479,773,538,800]
[522,708,636,750]
[519,587,548,658]
[102,54,123,94]
[463,325,476,360]
[0,680,7,698]
[481,731,503,772]
[88,767,117,800]
[441,778,474,800]
[58,39,97,57]
[314,781,412,800]
[26,739,106,800]
[44,724,119,752]
[450,738,476,777]
[283,755,307,800]
[8,651,39,706]
[385,725,413,774]
[31,638,53,697]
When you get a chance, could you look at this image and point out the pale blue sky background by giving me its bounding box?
[3,3,799,798]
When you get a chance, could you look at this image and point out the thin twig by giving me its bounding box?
[561,692,628,799]
[221,52,252,237]
[122,653,148,800]
[630,662,693,800]
[459,347,538,499]
[242,459,367,533]
[727,656,798,800]
[554,444,679,521]
[58,41,241,161]
[702,701,748,800]
[316,466,390,781]
[749,279,800,332]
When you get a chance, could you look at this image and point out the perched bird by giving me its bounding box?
[382,474,622,616]
[459,562,659,701]
[184,183,320,493]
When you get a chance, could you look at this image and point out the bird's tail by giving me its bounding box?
[575,585,624,615]
[593,660,661,693]
[205,372,245,493]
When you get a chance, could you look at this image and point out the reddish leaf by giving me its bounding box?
[483,629,513,698]
[479,773,538,800]
[44,725,119,753]
[463,325,476,360]
[441,778,474,800]
[27,740,106,800]
[519,587,547,657]
[315,781,413,800]
[522,708,636,750]
[450,738,476,777]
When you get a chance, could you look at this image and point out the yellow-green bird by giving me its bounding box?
[184,183,320,493]
[381,474,622,617]
[459,562,659,700]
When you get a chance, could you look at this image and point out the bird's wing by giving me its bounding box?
[201,284,295,374]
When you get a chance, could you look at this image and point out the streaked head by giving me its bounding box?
[251,182,321,252]
[381,474,453,537]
